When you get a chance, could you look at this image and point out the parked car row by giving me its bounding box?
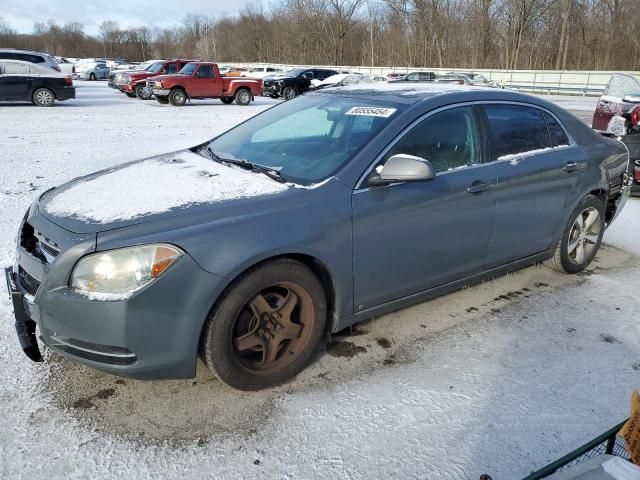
[0,59,75,106]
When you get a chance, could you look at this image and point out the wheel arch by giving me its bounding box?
[197,252,340,354]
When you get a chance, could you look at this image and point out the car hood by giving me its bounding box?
[39,149,294,234]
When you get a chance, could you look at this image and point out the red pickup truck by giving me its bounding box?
[147,62,262,106]
[119,59,194,100]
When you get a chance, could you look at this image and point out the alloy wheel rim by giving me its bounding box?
[567,207,601,265]
[232,282,314,374]
[174,92,185,103]
[36,90,52,104]
[285,89,295,99]
[239,91,250,103]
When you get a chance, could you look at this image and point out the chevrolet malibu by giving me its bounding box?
[6,85,631,390]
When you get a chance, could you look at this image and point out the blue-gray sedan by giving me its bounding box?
[6,84,631,390]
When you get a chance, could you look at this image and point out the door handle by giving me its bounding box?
[466,182,495,194]
[563,162,581,173]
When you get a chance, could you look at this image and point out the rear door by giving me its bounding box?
[482,103,583,267]
[1,62,33,100]
[352,105,498,310]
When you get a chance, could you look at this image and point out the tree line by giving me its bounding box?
[0,0,638,71]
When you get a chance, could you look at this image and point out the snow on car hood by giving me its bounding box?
[41,150,289,227]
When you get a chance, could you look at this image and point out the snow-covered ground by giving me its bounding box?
[0,82,637,479]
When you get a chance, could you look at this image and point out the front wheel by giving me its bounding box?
[234,89,252,106]
[200,259,327,390]
[282,86,297,100]
[545,195,605,273]
[169,89,187,106]
[135,84,153,100]
[32,88,55,107]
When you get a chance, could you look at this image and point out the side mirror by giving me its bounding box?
[368,154,435,186]
[623,94,640,103]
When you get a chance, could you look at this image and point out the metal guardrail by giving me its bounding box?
[235,62,640,97]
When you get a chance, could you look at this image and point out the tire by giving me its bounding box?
[201,259,327,390]
[544,195,605,274]
[269,94,279,99]
[135,84,152,100]
[234,88,251,106]
[169,88,187,106]
[282,86,297,100]
[32,88,55,107]
[89,73,96,81]
[220,97,234,104]
[156,96,169,104]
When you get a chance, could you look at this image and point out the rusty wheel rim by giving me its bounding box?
[232,282,315,374]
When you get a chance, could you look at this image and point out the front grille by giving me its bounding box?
[18,267,40,296]
[20,222,60,264]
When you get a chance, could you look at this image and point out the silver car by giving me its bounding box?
[75,62,110,80]
[0,49,60,72]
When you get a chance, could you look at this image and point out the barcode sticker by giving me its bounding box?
[345,107,397,118]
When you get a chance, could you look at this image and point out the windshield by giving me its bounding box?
[179,63,198,75]
[284,68,305,77]
[207,95,403,184]
[147,62,165,73]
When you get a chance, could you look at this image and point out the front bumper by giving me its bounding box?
[7,209,227,380]
[262,84,280,97]
[151,88,171,97]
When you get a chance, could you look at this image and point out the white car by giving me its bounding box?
[313,73,374,89]
[75,62,110,80]
[242,66,283,79]
[54,57,75,75]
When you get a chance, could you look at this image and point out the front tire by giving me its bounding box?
[282,86,297,100]
[135,84,153,100]
[234,88,251,106]
[545,195,605,273]
[32,88,55,107]
[169,88,187,106]
[201,259,327,390]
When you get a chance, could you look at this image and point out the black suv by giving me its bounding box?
[263,68,338,99]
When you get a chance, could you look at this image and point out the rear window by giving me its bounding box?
[484,105,551,159]
[3,63,31,74]
[544,112,570,147]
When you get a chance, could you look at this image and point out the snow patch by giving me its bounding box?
[497,144,570,163]
[44,150,289,224]
[75,290,133,302]
[607,115,628,137]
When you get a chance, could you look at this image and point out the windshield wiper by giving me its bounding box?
[201,146,286,183]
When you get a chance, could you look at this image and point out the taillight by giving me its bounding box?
[64,75,73,86]
[634,161,640,182]
[631,105,640,126]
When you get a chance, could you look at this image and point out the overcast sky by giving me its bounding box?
[2,0,254,35]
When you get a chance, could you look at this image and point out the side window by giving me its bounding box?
[165,63,177,74]
[384,106,481,173]
[196,65,214,78]
[0,52,12,60]
[484,105,551,159]
[4,63,30,74]
[406,73,419,81]
[544,112,570,147]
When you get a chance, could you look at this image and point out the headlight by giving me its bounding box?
[71,244,183,299]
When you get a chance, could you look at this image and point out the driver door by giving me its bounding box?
[190,65,220,97]
[352,106,497,311]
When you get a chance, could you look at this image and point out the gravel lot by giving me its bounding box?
[0,83,637,479]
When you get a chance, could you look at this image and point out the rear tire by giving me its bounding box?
[156,96,169,104]
[169,88,187,106]
[234,88,252,106]
[89,73,96,81]
[32,88,55,107]
[544,195,605,274]
[200,259,327,390]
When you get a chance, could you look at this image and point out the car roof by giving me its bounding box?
[311,82,558,108]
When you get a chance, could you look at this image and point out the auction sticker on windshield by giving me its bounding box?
[345,107,397,117]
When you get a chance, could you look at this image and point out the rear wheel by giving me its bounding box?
[135,84,153,100]
[234,88,252,106]
[220,97,234,104]
[32,88,55,107]
[544,195,605,273]
[169,88,187,106]
[156,96,169,104]
[89,73,96,81]
[282,86,297,100]
[201,259,327,390]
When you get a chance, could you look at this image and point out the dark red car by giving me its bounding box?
[120,59,195,99]
[147,62,262,106]
[592,74,640,195]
